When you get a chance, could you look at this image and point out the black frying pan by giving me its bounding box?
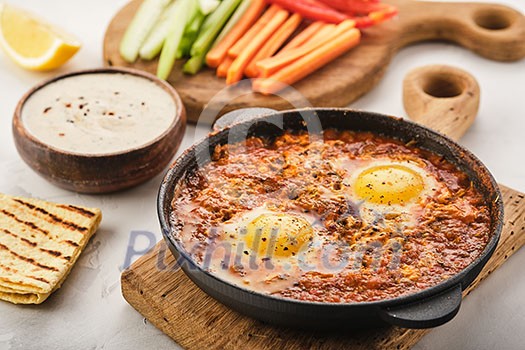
[158,108,503,330]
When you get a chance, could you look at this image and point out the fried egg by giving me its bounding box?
[244,212,314,257]
[208,207,322,292]
[354,163,425,205]
[223,207,319,261]
[345,158,445,227]
[350,159,440,201]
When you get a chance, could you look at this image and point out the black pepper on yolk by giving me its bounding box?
[244,213,313,257]
[354,164,425,205]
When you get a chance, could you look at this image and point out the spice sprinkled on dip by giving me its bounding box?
[21,73,177,155]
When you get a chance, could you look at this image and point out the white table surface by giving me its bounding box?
[0,1,524,349]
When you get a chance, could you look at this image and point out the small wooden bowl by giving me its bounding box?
[13,67,186,193]
[403,65,480,141]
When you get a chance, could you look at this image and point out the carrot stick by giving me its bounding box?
[217,56,233,77]
[227,5,282,58]
[256,19,355,77]
[292,23,335,54]
[252,28,361,95]
[300,23,335,46]
[278,21,324,54]
[256,24,334,77]
[244,13,302,78]
[226,8,289,84]
[206,0,266,68]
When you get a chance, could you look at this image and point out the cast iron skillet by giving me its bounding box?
[158,108,503,330]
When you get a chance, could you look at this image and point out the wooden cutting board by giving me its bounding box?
[103,0,525,122]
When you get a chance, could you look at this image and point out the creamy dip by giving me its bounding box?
[22,73,177,155]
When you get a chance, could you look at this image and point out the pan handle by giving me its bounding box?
[212,108,278,132]
[380,284,463,329]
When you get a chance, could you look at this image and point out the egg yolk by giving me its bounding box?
[244,214,313,258]
[354,165,424,204]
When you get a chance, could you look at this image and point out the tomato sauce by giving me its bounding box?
[171,130,491,302]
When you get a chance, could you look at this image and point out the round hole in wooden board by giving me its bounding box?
[422,74,465,99]
[474,9,515,30]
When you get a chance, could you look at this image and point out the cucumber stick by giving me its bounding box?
[191,0,243,58]
[184,0,242,74]
[176,11,205,59]
[212,0,251,48]
[183,54,206,75]
[119,0,171,63]
[139,1,180,60]
[198,0,221,15]
[157,0,197,80]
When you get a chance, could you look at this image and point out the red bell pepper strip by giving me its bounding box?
[351,16,374,28]
[265,0,349,23]
[317,0,388,15]
[348,4,398,28]
[302,0,336,10]
[369,4,398,23]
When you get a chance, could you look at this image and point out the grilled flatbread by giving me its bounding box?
[0,193,101,304]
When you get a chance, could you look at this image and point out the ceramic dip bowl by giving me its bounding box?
[13,67,186,193]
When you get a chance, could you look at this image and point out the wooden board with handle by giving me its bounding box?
[120,80,525,349]
[103,0,525,123]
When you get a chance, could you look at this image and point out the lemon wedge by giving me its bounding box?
[0,3,81,71]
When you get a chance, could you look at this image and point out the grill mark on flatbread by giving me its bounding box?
[0,209,49,236]
[29,275,50,284]
[63,240,80,248]
[1,228,37,247]
[57,204,96,218]
[13,199,89,233]
[21,237,37,247]
[0,267,50,285]
[39,248,63,258]
[0,229,70,260]
[0,243,59,272]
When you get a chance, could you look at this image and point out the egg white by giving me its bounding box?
[207,207,327,293]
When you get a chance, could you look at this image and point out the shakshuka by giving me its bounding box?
[170,129,491,303]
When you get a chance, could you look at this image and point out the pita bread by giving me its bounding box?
[0,193,101,304]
